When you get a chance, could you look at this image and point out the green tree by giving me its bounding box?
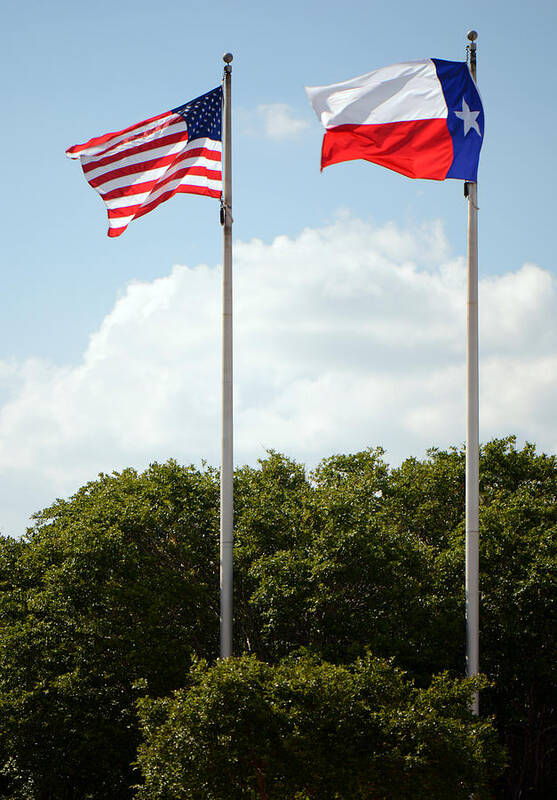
[231,440,556,797]
[0,438,554,799]
[0,461,220,799]
[232,452,315,659]
[136,654,502,800]
[236,448,461,676]
[476,439,557,798]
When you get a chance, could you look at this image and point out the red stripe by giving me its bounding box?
[87,145,221,189]
[66,110,173,157]
[106,184,221,237]
[132,184,221,221]
[106,165,221,217]
[102,164,222,204]
[321,119,453,180]
[81,127,189,173]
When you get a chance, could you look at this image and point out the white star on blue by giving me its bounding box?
[172,86,223,141]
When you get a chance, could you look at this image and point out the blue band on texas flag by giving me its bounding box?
[306,59,484,181]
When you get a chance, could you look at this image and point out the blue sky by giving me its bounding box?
[1,0,556,534]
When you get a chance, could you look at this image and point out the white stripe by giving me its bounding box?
[106,173,221,230]
[108,216,134,231]
[104,156,222,209]
[96,165,172,195]
[305,59,447,128]
[104,163,222,209]
[81,120,187,171]
[105,190,153,210]
[115,175,222,216]
[85,134,221,183]
[95,151,221,197]
[137,173,222,208]
[84,136,189,183]
[106,172,222,215]
[79,115,183,161]
[74,112,177,157]
[66,112,176,159]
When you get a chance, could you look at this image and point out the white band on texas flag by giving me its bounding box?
[306,59,484,181]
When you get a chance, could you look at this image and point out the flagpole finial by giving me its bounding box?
[466,31,477,79]
[223,52,233,64]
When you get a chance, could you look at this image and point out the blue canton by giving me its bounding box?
[172,86,223,141]
[431,59,484,181]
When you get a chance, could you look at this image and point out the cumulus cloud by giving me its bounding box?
[240,103,310,140]
[0,215,555,535]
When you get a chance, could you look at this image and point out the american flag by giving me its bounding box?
[66,87,223,238]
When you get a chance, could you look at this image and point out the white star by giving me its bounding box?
[455,98,481,137]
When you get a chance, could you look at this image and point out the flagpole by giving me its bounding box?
[220,52,234,659]
[465,30,479,714]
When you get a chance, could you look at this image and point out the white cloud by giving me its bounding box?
[0,215,555,535]
[240,103,310,140]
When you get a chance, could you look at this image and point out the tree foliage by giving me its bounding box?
[0,437,554,798]
[0,461,220,798]
[136,655,501,800]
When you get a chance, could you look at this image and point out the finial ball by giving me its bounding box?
[467,30,478,41]
[223,52,233,63]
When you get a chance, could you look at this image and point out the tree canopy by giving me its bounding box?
[0,461,220,798]
[0,437,555,799]
[136,655,500,800]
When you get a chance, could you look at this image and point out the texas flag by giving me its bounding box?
[306,59,484,181]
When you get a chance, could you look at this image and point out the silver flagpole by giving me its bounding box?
[465,30,480,714]
[220,52,234,659]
